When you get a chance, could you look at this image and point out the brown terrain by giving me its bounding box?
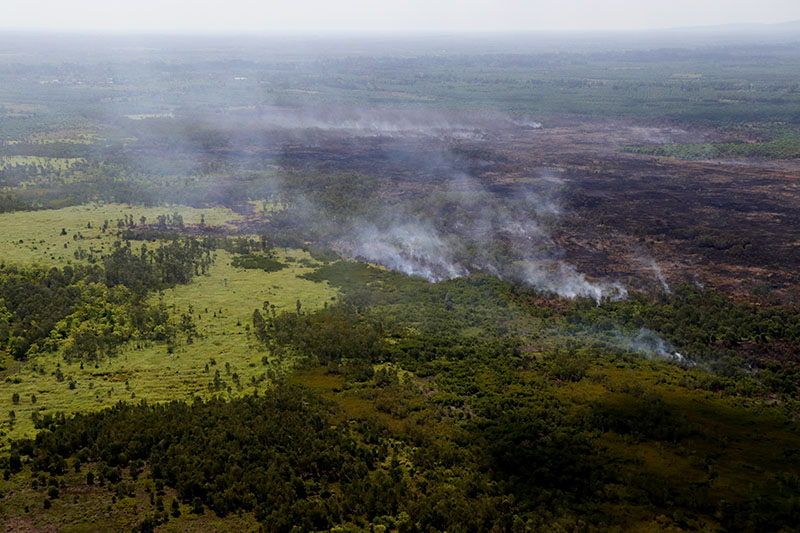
[501,121,800,300]
[287,119,800,300]
[182,111,800,301]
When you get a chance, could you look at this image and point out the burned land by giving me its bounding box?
[146,114,800,300]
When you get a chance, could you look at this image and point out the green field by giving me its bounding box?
[0,204,338,445]
[0,203,239,267]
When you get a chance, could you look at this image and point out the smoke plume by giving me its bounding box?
[627,328,690,363]
[263,108,630,302]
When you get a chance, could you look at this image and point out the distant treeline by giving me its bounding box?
[624,134,800,160]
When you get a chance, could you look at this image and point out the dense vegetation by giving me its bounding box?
[7,263,800,530]
[231,253,286,273]
[102,239,211,294]
[13,387,398,530]
[0,236,211,362]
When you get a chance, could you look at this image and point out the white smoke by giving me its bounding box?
[341,223,468,282]
[511,119,543,129]
[253,106,516,139]
[268,108,628,302]
[515,260,627,303]
[627,328,690,363]
[644,256,671,293]
[631,246,671,293]
[333,174,625,302]
[501,220,548,242]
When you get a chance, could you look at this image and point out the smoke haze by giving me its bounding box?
[259,107,632,302]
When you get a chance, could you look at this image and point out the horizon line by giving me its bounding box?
[1,19,799,37]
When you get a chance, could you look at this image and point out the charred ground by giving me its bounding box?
[134,116,800,299]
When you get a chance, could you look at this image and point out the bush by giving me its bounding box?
[548,351,589,382]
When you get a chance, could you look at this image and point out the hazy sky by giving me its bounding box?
[3,0,800,33]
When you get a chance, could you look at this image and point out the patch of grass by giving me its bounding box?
[0,244,337,446]
[623,134,800,160]
[302,259,416,294]
[8,129,96,145]
[123,113,174,120]
[0,203,240,268]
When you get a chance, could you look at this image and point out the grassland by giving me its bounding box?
[124,113,175,120]
[0,204,338,446]
[0,203,239,267]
